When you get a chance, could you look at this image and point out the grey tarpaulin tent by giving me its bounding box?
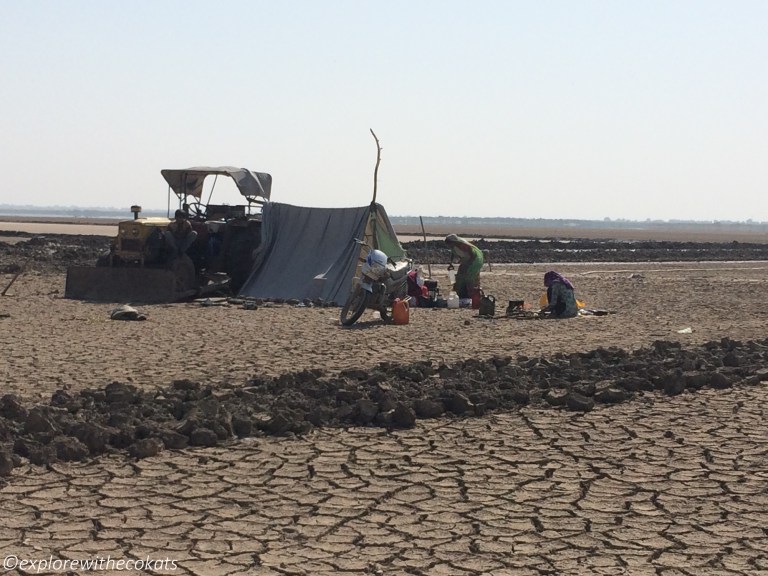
[237,202,405,304]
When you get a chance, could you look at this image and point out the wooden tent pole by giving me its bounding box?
[370,129,381,205]
[419,216,432,278]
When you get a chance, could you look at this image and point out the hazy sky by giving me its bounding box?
[1,1,766,221]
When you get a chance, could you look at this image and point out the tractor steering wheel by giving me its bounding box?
[189,202,205,220]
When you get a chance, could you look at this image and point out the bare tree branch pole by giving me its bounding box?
[370,129,381,204]
[420,216,432,278]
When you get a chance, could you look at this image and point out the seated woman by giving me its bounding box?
[541,270,579,318]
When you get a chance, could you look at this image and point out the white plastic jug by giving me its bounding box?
[448,270,456,285]
[447,291,460,309]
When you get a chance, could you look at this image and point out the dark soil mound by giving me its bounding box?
[0,233,110,274]
[405,238,768,265]
[1,336,765,473]
[2,234,768,275]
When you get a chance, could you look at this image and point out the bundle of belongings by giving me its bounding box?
[109,304,147,321]
[407,269,443,308]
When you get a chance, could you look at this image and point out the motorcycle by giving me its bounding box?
[340,239,413,326]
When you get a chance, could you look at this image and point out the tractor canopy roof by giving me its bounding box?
[160,167,272,204]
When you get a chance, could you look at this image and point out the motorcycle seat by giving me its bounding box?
[388,260,411,280]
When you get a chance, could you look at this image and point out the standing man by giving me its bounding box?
[164,209,198,259]
[445,234,484,299]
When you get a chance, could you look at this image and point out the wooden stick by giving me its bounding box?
[370,129,381,205]
[2,269,23,296]
[419,216,432,278]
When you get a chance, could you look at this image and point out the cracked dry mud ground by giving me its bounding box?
[2,386,766,576]
[0,234,767,575]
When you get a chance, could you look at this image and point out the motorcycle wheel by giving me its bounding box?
[379,306,393,324]
[340,285,370,326]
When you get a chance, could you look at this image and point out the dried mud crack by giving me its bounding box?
[1,336,766,474]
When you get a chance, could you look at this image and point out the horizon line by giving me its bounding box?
[0,204,765,226]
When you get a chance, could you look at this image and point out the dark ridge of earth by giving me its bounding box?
[1,336,766,475]
[2,233,768,275]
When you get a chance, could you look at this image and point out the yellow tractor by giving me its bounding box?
[65,166,272,303]
[108,210,171,266]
